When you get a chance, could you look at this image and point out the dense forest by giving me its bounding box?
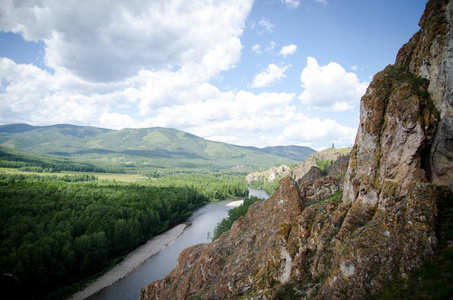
[0,173,249,299]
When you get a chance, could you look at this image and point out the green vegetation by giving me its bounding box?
[0,123,298,299]
[238,145,316,162]
[0,124,300,172]
[309,190,343,207]
[248,178,282,196]
[386,64,429,88]
[212,197,262,240]
[0,147,118,173]
[147,173,249,200]
[0,172,248,299]
[0,173,98,183]
[315,158,334,173]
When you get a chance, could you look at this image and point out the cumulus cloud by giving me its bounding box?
[0,57,135,126]
[251,64,290,88]
[281,117,356,148]
[0,57,357,149]
[282,0,300,9]
[0,0,253,82]
[0,1,360,150]
[141,90,356,148]
[279,44,298,57]
[298,57,368,111]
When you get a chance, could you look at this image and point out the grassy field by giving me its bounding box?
[0,168,149,182]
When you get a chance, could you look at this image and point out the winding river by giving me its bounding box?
[83,187,269,300]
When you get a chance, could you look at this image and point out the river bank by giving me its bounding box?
[226,200,244,207]
[69,223,187,300]
[76,189,270,300]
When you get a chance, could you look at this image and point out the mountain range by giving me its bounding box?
[0,123,316,172]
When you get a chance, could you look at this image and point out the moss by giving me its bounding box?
[335,170,347,181]
[315,159,334,173]
[385,65,434,107]
[307,190,343,208]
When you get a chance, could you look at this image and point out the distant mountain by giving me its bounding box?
[0,124,306,172]
[0,123,112,153]
[239,145,316,162]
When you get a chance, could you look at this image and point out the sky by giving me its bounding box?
[0,0,428,150]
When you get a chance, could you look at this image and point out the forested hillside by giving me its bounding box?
[0,124,308,172]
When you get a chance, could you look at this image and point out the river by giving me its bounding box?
[83,187,269,300]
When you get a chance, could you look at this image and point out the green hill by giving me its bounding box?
[0,124,312,172]
[0,124,112,153]
[238,145,316,162]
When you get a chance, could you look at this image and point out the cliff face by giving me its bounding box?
[140,0,453,299]
[402,0,453,190]
[291,148,351,184]
[245,148,350,193]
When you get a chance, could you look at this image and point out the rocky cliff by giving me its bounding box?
[140,0,453,299]
[245,165,292,184]
[290,148,351,184]
[245,148,350,195]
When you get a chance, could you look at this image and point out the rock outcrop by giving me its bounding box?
[291,148,351,183]
[140,0,453,299]
[245,165,292,184]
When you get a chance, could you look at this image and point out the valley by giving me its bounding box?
[0,123,305,299]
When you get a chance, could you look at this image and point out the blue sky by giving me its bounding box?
[0,0,428,150]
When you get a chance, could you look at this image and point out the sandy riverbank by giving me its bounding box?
[226,200,244,207]
[69,223,187,300]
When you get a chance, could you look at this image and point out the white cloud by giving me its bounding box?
[0,57,135,126]
[265,41,277,53]
[141,89,357,149]
[252,44,262,55]
[298,57,368,111]
[98,113,142,130]
[316,0,327,5]
[251,64,290,88]
[0,57,357,149]
[282,0,300,9]
[281,117,356,149]
[258,18,275,33]
[0,2,361,150]
[0,0,253,83]
[279,44,298,57]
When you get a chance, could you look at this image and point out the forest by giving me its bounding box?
[0,172,249,299]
